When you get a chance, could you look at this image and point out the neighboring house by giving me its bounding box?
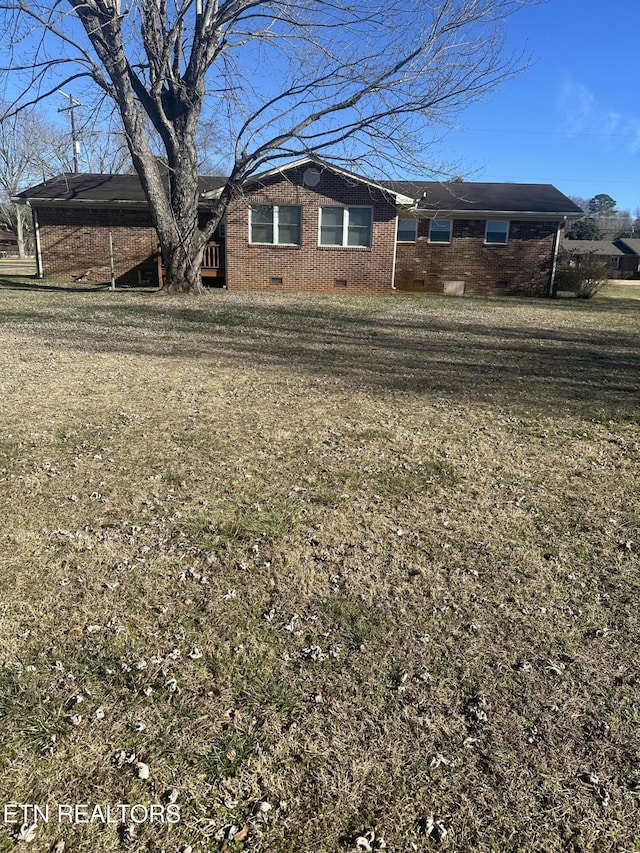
[562,238,640,278]
[15,157,584,296]
[0,229,19,257]
[618,239,640,275]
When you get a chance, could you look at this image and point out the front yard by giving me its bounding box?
[0,283,638,851]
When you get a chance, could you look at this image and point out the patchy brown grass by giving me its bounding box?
[0,281,639,852]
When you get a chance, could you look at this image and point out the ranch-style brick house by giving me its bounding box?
[561,238,640,278]
[16,157,584,297]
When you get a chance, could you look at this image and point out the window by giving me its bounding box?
[429,219,452,243]
[397,219,417,242]
[485,220,509,245]
[610,256,620,269]
[250,205,301,245]
[278,206,302,245]
[319,207,372,247]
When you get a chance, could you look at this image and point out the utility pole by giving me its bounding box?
[58,91,82,174]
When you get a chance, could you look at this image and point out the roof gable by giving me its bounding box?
[227,156,416,205]
[617,238,640,255]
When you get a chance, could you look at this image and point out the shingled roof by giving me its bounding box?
[380,180,584,216]
[15,173,226,204]
[16,168,582,218]
[618,238,640,255]
[563,240,625,256]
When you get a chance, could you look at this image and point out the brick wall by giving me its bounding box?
[36,206,159,286]
[34,177,564,297]
[394,218,559,296]
[225,165,397,294]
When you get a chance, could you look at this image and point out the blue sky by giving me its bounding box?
[4,0,638,211]
[434,0,640,212]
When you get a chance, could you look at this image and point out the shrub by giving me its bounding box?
[555,251,610,298]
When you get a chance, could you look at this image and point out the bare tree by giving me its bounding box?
[78,129,131,173]
[0,0,537,293]
[0,106,71,256]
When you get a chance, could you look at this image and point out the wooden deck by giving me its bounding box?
[157,241,225,288]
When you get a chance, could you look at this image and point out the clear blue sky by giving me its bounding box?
[4,0,638,212]
[433,0,640,213]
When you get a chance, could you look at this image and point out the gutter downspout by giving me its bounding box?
[32,205,43,279]
[391,214,398,290]
[548,216,566,298]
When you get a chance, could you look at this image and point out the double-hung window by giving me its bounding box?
[319,206,372,247]
[250,205,301,245]
[429,219,452,243]
[485,220,509,245]
[397,219,418,242]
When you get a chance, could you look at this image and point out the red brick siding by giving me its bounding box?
[394,218,559,296]
[225,166,397,294]
[34,176,564,297]
[36,206,159,286]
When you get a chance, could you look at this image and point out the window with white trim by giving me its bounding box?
[485,220,509,245]
[397,219,418,242]
[429,219,452,243]
[250,205,301,245]
[610,256,620,269]
[319,206,372,247]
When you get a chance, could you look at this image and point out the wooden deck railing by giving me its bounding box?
[157,241,225,288]
[202,241,222,272]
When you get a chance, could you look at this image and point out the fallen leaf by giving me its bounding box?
[233,824,249,842]
[355,833,374,852]
[578,771,599,789]
[16,823,38,843]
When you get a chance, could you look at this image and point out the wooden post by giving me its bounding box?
[108,232,116,290]
[156,247,164,289]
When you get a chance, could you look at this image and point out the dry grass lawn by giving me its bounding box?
[0,280,639,852]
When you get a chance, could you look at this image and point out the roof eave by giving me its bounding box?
[15,197,217,210]
[200,186,224,200]
[408,209,582,219]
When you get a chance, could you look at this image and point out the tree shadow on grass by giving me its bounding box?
[2,292,639,419]
[0,276,111,293]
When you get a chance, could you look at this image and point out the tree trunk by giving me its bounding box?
[14,203,26,259]
[161,232,207,294]
[143,119,210,294]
